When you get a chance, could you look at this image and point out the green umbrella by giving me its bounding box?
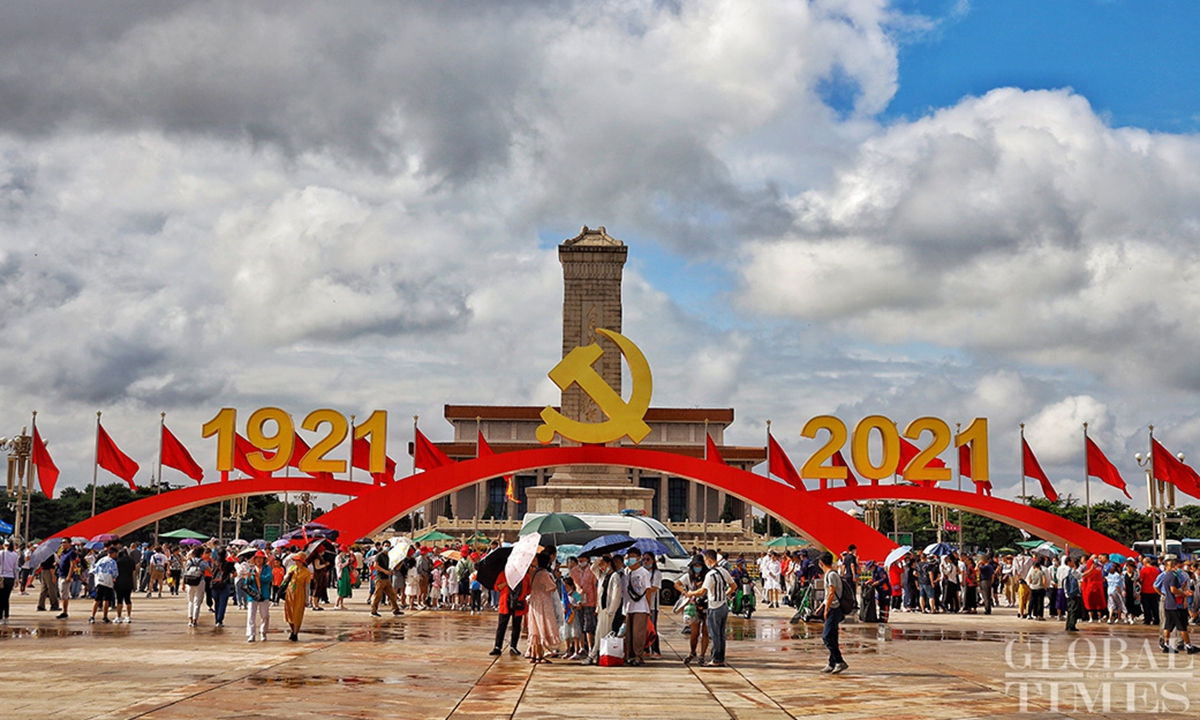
[465,532,491,546]
[1015,540,1044,550]
[415,530,455,543]
[158,528,210,540]
[518,512,590,536]
[763,535,808,548]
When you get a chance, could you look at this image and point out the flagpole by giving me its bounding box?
[349,413,356,509]
[1082,422,1091,529]
[1019,423,1027,505]
[474,416,481,538]
[1149,424,1165,556]
[956,422,963,551]
[764,419,771,542]
[155,413,165,545]
[411,414,418,535]
[702,418,709,549]
[91,411,101,517]
[25,410,38,541]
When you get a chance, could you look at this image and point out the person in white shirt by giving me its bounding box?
[687,549,735,667]
[0,540,20,623]
[762,552,783,608]
[621,548,652,666]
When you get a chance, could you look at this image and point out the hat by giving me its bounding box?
[1164,553,1180,562]
[253,550,266,558]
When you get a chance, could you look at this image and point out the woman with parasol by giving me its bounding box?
[283,551,312,641]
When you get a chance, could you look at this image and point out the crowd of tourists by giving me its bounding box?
[3,534,1199,669]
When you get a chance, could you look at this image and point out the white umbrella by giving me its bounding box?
[884,545,912,569]
[387,537,414,568]
[505,531,541,590]
[229,539,249,547]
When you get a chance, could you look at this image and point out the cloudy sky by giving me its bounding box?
[3,0,1199,509]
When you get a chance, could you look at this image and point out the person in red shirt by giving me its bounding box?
[888,561,904,611]
[1140,557,1162,626]
[490,571,531,656]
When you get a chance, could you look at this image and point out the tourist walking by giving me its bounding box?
[1063,557,1082,631]
[0,540,19,623]
[242,551,272,642]
[211,548,236,628]
[1140,556,1161,626]
[335,546,353,610]
[622,547,652,666]
[113,546,136,623]
[89,547,119,624]
[283,552,312,642]
[490,566,530,656]
[584,556,621,665]
[689,549,734,667]
[370,547,402,617]
[819,551,848,674]
[1155,554,1199,654]
[183,547,210,627]
[675,555,710,665]
[525,554,560,664]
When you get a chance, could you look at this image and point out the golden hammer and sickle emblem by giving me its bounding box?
[536,328,653,445]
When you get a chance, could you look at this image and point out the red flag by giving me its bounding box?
[351,435,397,485]
[1086,437,1131,499]
[414,428,453,471]
[477,432,519,503]
[705,434,725,465]
[959,443,991,494]
[234,433,272,480]
[161,424,204,483]
[1151,438,1200,499]
[1022,438,1058,503]
[31,426,59,498]
[767,433,804,490]
[831,450,857,487]
[97,422,140,490]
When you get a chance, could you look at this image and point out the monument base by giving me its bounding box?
[524,484,653,515]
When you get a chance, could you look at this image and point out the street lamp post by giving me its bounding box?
[2,429,34,541]
[228,495,249,541]
[1135,432,1178,557]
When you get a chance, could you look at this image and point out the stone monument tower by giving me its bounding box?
[525,226,654,513]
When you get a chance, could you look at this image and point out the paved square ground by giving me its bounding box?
[1,588,1193,719]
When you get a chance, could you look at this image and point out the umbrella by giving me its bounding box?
[518,513,590,536]
[555,544,583,559]
[179,538,204,546]
[70,536,88,544]
[237,546,259,560]
[85,541,106,551]
[415,530,455,543]
[249,539,268,550]
[764,535,808,548]
[474,546,512,590]
[29,538,69,569]
[632,538,671,556]
[229,539,249,547]
[90,533,120,543]
[997,547,1018,555]
[440,550,463,561]
[283,525,339,541]
[1031,542,1061,558]
[924,542,955,557]
[306,538,334,557]
[387,537,415,568]
[1108,553,1128,564]
[271,538,293,549]
[884,545,912,568]
[158,528,209,540]
[579,534,636,557]
[465,531,491,546]
[505,532,540,590]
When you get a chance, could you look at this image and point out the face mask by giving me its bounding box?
[624,557,637,568]
[691,566,704,573]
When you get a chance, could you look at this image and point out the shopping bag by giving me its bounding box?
[645,616,658,651]
[598,634,625,667]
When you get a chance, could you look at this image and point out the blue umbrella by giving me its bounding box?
[924,542,955,557]
[579,534,636,557]
[1108,553,1127,564]
[249,539,268,550]
[631,537,670,556]
[85,540,106,550]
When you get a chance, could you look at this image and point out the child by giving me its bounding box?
[470,571,483,615]
[1106,565,1127,624]
[561,576,583,660]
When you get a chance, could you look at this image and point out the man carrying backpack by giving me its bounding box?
[686,549,735,667]
[820,551,850,675]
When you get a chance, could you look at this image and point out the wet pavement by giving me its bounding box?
[1,588,1195,719]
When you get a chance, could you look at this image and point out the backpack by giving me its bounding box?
[183,558,204,585]
[834,574,855,614]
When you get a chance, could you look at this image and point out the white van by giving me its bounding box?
[520,512,690,603]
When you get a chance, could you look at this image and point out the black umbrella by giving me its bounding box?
[579,534,636,558]
[474,546,513,590]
